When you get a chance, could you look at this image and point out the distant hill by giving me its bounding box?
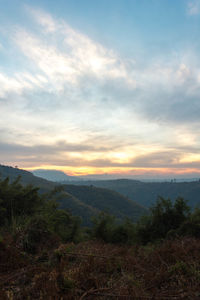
[32,169,77,182]
[0,165,147,225]
[0,165,56,191]
[63,179,200,208]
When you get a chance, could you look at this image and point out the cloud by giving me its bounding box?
[0,72,34,97]
[0,139,118,157]
[1,5,200,174]
[126,59,200,124]
[187,0,200,15]
[14,7,136,93]
[3,6,199,127]
[2,139,200,171]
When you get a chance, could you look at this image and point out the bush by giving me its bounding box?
[22,216,52,254]
[175,208,200,238]
[91,213,136,244]
[0,177,45,226]
[47,209,82,243]
[136,197,190,244]
[111,219,136,244]
[91,212,115,242]
[0,177,83,246]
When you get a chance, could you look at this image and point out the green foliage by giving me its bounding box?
[62,184,147,223]
[1,170,200,248]
[22,216,51,253]
[0,177,43,226]
[91,212,115,242]
[47,209,82,243]
[174,207,200,238]
[0,177,82,246]
[111,219,136,244]
[136,197,190,244]
[90,212,136,244]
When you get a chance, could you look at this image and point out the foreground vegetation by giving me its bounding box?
[1,177,200,298]
[1,237,200,299]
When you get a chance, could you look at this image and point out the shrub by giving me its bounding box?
[91,212,115,242]
[91,213,136,244]
[136,197,190,244]
[111,219,136,244]
[22,216,53,254]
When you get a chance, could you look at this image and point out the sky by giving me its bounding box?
[1,0,200,178]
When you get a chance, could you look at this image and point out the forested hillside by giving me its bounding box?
[67,179,200,208]
[62,184,146,222]
[0,165,147,225]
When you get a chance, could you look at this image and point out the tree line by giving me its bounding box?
[1,177,200,253]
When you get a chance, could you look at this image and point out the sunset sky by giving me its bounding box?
[1,0,200,178]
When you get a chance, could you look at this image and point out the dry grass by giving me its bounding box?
[1,237,200,299]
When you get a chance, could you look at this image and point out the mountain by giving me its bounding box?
[62,178,200,209]
[0,165,147,225]
[32,169,76,182]
[31,169,200,182]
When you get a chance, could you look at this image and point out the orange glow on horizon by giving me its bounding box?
[24,165,200,177]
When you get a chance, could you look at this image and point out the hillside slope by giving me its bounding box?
[62,184,146,221]
[0,165,97,225]
[66,179,200,208]
[0,165,147,224]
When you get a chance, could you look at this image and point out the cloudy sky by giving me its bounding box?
[1,0,200,178]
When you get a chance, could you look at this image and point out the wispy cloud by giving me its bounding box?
[14,7,136,92]
[0,72,34,97]
[187,0,200,15]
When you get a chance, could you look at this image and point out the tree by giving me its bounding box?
[136,197,190,244]
[0,177,82,244]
